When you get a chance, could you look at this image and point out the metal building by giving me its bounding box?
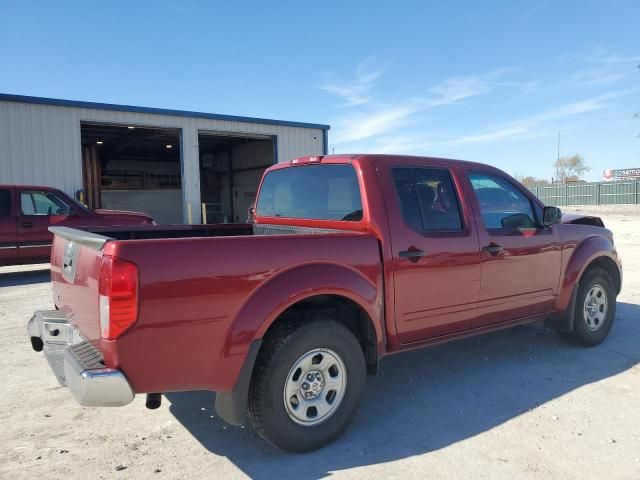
[0,94,329,224]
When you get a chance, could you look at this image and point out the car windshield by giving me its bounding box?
[256,164,363,221]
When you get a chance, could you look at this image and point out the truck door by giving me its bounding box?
[378,158,482,344]
[463,170,561,327]
[17,189,73,263]
[0,188,18,266]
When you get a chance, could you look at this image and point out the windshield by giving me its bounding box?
[256,164,363,221]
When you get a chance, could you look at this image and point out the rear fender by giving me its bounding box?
[214,262,383,426]
[225,262,383,358]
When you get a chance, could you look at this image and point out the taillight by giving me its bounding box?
[98,255,139,340]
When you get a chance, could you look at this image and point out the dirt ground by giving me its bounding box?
[1,210,639,480]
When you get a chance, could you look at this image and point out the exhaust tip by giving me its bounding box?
[30,337,44,352]
[146,393,162,409]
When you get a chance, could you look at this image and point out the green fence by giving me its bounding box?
[529,181,640,206]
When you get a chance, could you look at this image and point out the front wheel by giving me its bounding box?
[563,267,616,347]
[247,320,366,452]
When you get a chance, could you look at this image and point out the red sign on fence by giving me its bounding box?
[603,168,640,181]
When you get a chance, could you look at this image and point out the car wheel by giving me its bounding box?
[247,319,366,452]
[565,267,616,347]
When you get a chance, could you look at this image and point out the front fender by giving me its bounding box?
[224,262,383,358]
[555,234,617,313]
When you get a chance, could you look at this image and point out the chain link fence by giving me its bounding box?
[529,181,640,206]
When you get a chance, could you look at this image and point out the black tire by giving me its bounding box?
[247,319,366,452]
[563,267,616,347]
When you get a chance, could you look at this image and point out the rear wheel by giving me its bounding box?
[563,267,616,346]
[247,319,366,452]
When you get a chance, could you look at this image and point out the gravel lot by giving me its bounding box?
[1,210,639,480]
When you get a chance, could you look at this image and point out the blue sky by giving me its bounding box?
[1,0,638,180]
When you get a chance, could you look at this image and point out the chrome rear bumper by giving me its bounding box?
[28,310,134,407]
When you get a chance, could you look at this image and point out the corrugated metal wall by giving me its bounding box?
[0,99,326,222]
[529,181,640,206]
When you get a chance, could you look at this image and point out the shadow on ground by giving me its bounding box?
[167,302,639,479]
[0,268,50,287]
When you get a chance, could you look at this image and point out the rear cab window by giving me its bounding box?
[0,190,11,216]
[256,164,363,221]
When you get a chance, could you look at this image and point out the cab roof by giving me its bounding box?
[268,154,493,171]
[0,184,63,191]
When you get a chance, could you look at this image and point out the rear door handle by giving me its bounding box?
[20,221,33,228]
[399,249,427,260]
[482,244,504,254]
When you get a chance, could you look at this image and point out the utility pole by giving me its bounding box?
[556,131,561,183]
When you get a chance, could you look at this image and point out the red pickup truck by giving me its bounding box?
[28,155,622,452]
[0,185,153,266]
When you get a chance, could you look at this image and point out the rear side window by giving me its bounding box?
[0,190,10,216]
[469,173,536,230]
[256,164,363,221]
[393,167,463,232]
[20,191,70,216]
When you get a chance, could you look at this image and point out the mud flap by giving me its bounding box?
[545,285,578,333]
[214,339,262,426]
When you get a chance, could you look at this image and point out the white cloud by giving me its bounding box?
[320,51,639,158]
[588,49,640,64]
[572,69,632,87]
[165,0,199,13]
[426,75,493,106]
[331,104,418,143]
[319,57,389,107]
[570,49,640,87]
[423,70,535,107]
[451,125,531,144]
[373,134,433,155]
[446,89,636,146]
[322,63,533,147]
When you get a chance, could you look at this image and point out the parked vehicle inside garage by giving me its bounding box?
[0,184,153,266]
[28,154,622,452]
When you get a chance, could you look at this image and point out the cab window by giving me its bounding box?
[393,167,463,232]
[469,173,536,230]
[20,191,70,216]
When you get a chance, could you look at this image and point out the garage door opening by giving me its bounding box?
[199,132,275,223]
[81,123,182,224]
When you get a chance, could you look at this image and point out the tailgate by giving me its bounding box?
[49,227,111,342]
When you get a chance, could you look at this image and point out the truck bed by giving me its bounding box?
[48,222,383,395]
[89,223,254,239]
[81,222,345,240]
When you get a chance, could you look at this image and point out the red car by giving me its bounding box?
[0,185,153,266]
[28,155,621,452]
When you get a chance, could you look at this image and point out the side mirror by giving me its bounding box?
[59,206,74,216]
[543,206,562,226]
[247,205,256,224]
[501,212,535,230]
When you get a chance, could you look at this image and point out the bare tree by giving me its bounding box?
[514,173,550,188]
[554,154,590,183]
